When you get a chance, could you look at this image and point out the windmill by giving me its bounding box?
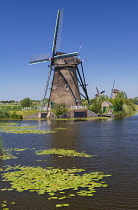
[95,87,105,97]
[30,9,89,109]
[111,80,119,99]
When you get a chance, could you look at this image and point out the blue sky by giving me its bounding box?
[0,0,138,101]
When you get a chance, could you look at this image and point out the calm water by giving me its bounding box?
[0,114,138,210]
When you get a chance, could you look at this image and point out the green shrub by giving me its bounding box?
[113,98,123,111]
[0,107,10,118]
[88,101,101,113]
[53,103,68,116]
[10,111,23,120]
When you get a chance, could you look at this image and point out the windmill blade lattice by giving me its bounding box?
[100,90,105,94]
[30,54,50,65]
[52,8,64,58]
[96,87,99,94]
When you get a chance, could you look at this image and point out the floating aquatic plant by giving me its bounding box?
[0,123,18,126]
[0,122,56,134]
[55,127,68,130]
[0,153,17,160]
[0,123,111,208]
[14,148,29,152]
[56,204,70,207]
[0,137,17,160]
[1,165,111,208]
[35,148,93,157]
[1,200,16,210]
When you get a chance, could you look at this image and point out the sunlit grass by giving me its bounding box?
[14,110,39,117]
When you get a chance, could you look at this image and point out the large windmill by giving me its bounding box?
[30,9,89,109]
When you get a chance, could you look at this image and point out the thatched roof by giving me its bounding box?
[101,101,113,107]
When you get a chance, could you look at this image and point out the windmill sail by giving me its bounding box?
[53,52,78,59]
[100,90,105,94]
[52,9,64,57]
[95,87,105,97]
[29,54,50,64]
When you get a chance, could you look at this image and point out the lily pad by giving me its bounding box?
[1,165,111,203]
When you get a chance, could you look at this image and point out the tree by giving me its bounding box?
[88,95,108,113]
[20,98,32,108]
[99,94,109,100]
[116,91,127,99]
[89,100,101,113]
[130,97,138,104]
[113,98,123,111]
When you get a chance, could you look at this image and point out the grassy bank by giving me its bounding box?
[1,106,137,121]
[10,110,39,117]
[0,110,39,120]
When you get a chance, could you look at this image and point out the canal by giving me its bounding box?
[0,113,138,209]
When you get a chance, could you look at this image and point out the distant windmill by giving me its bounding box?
[111,80,119,99]
[95,87,105,97]
[30,9,89,109]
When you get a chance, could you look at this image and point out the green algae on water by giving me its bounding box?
[55,127,68,130]
[0,122,56,134]
[0,154,17,160]
[35,148,93,157]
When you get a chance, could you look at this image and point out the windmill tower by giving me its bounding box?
[50,53,82,107]
[30,9,89,108]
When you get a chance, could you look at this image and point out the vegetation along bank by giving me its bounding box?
[0,94,138,120]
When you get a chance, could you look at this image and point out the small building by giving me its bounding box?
[101,101,114,114]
